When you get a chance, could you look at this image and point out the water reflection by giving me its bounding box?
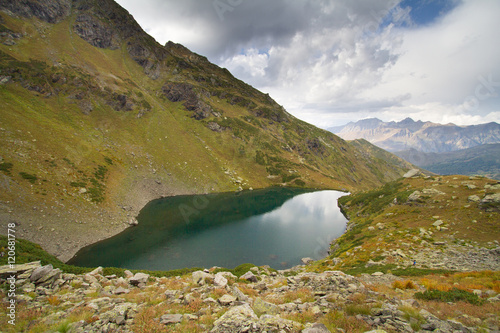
[68,188,348,270]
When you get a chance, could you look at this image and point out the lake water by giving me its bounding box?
[68,188,348,270]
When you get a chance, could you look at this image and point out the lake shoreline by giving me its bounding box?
[68,188,348,271]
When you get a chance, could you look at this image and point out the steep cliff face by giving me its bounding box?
[0,0,412,260]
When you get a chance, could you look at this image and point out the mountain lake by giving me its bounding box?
[68,188,348,270]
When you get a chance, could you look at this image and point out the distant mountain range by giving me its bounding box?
[329,118,500,180]
[328,118,500,153]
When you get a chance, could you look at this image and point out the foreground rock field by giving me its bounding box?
[1,260,499,333]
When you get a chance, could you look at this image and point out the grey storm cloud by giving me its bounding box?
[117,0,397,59]
[116,0,500,127]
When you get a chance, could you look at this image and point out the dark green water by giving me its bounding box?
[68,188,348,270]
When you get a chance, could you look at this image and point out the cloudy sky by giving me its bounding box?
[115,0,500,128]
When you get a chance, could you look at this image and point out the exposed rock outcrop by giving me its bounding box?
[162,82,212,119]
[0,0,71,23]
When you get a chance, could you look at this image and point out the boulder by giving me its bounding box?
[480,193,500,211]
[408,191,422,202]
[0,261,41,279]
[192,270,213,286]
[468,195,481,203]
[240,271,258,283]
[36,268,62,287]
[210,304,259,332]
[89,266,103,276]
[160,314,183,325]
[232,286,250,302]
[114,286,130,295]
[303,323,332,332]
[129,272,149,286]
[259,315,303,332]
[214,273,228,288]
[30,264,54,283]
[218,294,237,306]
[432,220,444,227]
[301,257,314,265]
[124,270,134,278]
[253,297,279,316]
[403,169,420,178]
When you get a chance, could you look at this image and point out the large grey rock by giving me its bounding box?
[468,195,481,203]
[408,191,422,202]
[210,304,258,333]
[0,261,41,278]
[253,297,279,316]
[480,193,500,211]
[89,266,103,276]
[432,220,444,227]
[214,273,228,288]
[403,169,420,178]
[113,286,130,295]
[240,271,258,282]
[30,264,57,284]
[259,315,303,332]
[192,270,213,286]
[160,314,183,325]
[129,272,149,286]
[218,294,237,306]
[232,286,250,302]
[301,257,314,265]
[37,268,61,287]
[302,323,332,332]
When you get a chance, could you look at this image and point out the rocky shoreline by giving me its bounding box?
[1,261,498,332]
[0,173,200,263]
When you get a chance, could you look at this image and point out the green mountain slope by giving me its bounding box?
[0,0,413,261]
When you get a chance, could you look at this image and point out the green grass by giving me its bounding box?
[343,264,454,277]
[415,288,483,305]
[213,263,257,278]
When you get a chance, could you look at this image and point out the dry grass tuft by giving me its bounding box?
[320,311,371,333]
[392,280,417,290]
[46,295,61,306]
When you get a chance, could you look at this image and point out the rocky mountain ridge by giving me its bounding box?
[329,118,500,153]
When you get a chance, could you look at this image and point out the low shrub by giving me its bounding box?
[415,288,483,305]
[19,172,37,183]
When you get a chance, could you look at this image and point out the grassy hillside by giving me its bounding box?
[311,174,500,275]
[0,1,414,261]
